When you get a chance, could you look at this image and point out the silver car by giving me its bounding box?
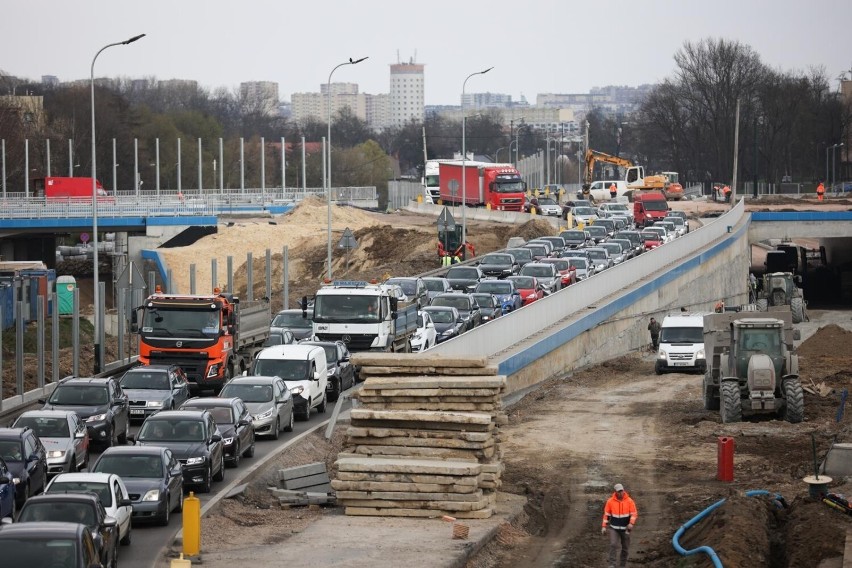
[120,365,191,421]
[519,262,561,295]
[12,410,89,475]
[219,376,294,439]
[422,277,453,304]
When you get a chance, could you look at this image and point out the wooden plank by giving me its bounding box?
[345,507,494,519]
[336,490,485,502]
[336,471,481,486]
[354,402,503,412]
[350,419,494,432]
[349,445,493,460]
[330,479,480,493]
[358,387,504,397]
[350,408,493,425]
[346,427,491,442]
[335,456,482,476]
[352,353,488,368]
[356,395,502,404]
[346,436,494,450]
[362,376,505,390]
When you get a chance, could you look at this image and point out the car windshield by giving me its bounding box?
[665,217,684,226]
[521,265,554,278]
[220,383,274,403]
[94,454,164,478]
[303,344,337,363]
[586,226,607,237]
[386,279,416,295]
[263,333,289,347]
[0,439,24,461]
[139,419,205,443]
[608,204,628,213]
[573,207,595,215]
[643,200,669,211]
[252,359,309,381]
[586,250,607,260]
[47,481,112,507]
[660,326,704,343]
[271,312,313,329]
[3,537,78,566]
[425,310,455,323]
[506,249,533,261]
[567,258,588,269]
[48,385,108,406]
[431,296,471,311]
[446,267,479,279]
[481,254,512,265]
[423,279,448,292]
[602,244,622,254]
[14,416,70,438]
[510,277,535,289]
[18,501,97,525]
[545,260,570,271]
[472,294,495,308]
[561,231,586,242]
[538,198,557,205]
[476,281,511,294]
[641,231,661,241]
[121,371,170,390]
[206,406,234,425]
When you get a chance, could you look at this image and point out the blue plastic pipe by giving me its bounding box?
[672,490,780,568]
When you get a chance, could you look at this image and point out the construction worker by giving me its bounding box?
[647,317,661,351]
[816,181,825,201]
[602,483,638,568]
[714,301,725,313]
[609,183,617,200]
[441,254,452,267]
[723,185,731,203]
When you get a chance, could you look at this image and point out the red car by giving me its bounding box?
[507,275,544,306]
[539,258,577,287]
[640,230,663,251]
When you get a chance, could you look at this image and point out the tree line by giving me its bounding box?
[1,37,847,195]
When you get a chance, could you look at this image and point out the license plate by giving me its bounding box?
[673,362,689,366]
[130,409,145,415]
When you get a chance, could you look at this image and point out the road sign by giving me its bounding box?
[80,232,90,244]
[437,207,456,231]
[337,227,358,250]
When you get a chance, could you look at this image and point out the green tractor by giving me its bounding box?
[702,309,803,424]
[756,272,806,324]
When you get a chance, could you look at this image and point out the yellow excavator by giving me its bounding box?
[582,149,673,200]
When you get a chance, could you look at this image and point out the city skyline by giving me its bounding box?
[2,0,850,106]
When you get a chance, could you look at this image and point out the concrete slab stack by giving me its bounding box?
[333,353,506,519]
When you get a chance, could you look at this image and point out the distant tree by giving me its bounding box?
[330,107,372,149]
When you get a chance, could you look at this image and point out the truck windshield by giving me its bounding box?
[660,327,704,343]
[740,329,782,355]
[313,295,380,323]
[142,307,220,337]
[252,359,310,381]
[493,179,525,193]
[642,200,669,211]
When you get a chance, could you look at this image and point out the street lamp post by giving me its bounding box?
[831,143,845,194]
[461,67,493,249]
[91,33,145,374]
[326,56,368,280]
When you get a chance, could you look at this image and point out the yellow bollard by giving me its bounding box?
[417,194,423,204]
[530,207,537,216]
[486,202,491,210]
[171,553,192,567]
[182,491,201,557]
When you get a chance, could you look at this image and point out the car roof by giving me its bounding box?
[182,396,236,408]
[0,427,29,439]
[257,344,319,358]
[57,377,112,386]
[0,521,89,538]
[28,490,102,503]
[124,365,173,373]
[17,409,76,419]
[49,472,115,484]
[143,410,207,421]
[223,375,280,385]
[98,445,166,457]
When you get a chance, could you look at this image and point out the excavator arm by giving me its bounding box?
[583,149,635,187]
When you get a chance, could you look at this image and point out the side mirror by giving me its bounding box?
[120,498,132,507]
[211,434,222,443]
[104,516,118,528]
[37,398,46,405]
[127,435,136,444]
[75,430,86,439]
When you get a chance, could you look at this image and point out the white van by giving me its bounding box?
[587,180,628,202]
[250,344,328,420]
[655,314,707,374]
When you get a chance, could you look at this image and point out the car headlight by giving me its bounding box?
[142,489,160,502]
[254,409,274,420]
[697,348,705,359]
[47,450,66,459]
[148,400,164,408]
[658,349,667,358]
[12,477,21,485]
[441,329,456,336]
[86,413,107,422]
[222,437,234,446]
[185,457,205,466]
[290,385,305,396]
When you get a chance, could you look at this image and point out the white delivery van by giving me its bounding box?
[655,313,707,374]
[250,344,328,420]
[587,180,628,201]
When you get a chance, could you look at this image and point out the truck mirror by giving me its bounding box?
[130,311,138,333]
[300,295,309,315]
[390,297,398,318]
[228,313,236,325]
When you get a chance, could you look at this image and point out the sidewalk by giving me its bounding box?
[188,492,526,568]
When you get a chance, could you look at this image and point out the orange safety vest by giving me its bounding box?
[817,183,825,195]
[602,491,638,530]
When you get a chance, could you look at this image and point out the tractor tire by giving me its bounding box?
[720,381,742,423]
[791,297,805,324]
[783,377,804,424]
[756,299,768,312]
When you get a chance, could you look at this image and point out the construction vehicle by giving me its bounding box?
[756,272,807,323]
[132,287,271,393]
[581,150,671,201]
[310,280,418,353]
[702,307,804,424]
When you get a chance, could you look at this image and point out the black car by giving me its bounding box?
[559,229,591,249]
[0,427,48,508]
[0,521,104,568]
[262,329,296,347]
[429,292,482,331]
[16,492,120,568]
[270,308,314,341]
[470,293,502,322]
[179,397,255,468]
[299,340,356,402]
[504,247,534,268]
[0,456,15,519]
[91,445,184,526]
[422,306,465,343]
[132,410,225,493]
[476,253,519,279]
[584,225,609,244]
[41,377,130,448]
[444,265,483,292]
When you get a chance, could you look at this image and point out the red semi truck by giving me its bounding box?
[438,162,526,211]
[633,191,669,228]
[32,177,111,200]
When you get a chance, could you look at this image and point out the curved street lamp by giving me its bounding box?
[91,33,145,373]
[326,56,368,280]
[461,66,493,247]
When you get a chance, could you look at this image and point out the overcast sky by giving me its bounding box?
[3,0,851,106]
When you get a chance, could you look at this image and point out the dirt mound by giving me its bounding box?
[797,324,852,359]
[504,219,558,243]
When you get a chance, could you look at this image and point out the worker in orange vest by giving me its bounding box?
[816,181,825,201]
[602,483,638,568]
[609,183,617,200]
[723,185,731,203]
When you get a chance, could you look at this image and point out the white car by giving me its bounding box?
[45,471,133,545]
[411,311,437,352]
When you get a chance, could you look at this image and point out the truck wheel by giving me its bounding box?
[756,299,768,312]
[791,297,805,324]
[654,361,664,375]
[720,381,742,423]
[783,377,804,424]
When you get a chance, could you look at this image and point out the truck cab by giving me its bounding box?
[633,192,669,228]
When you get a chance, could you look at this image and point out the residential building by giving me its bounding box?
[240,81,279,116]
[389,58,424,128]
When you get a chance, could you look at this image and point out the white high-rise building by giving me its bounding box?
[389,58,424,128]
[240,81,280,116]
